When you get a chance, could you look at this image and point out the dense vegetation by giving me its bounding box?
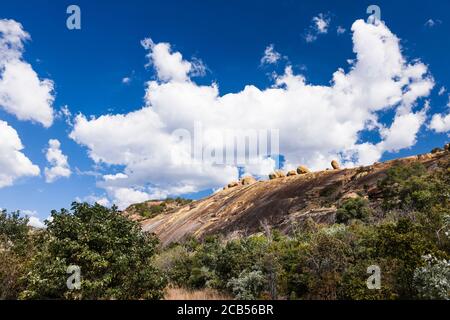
[128,197,193,219]
[153,159,450,300]
[0,159,449,300]
[1,203,166,299]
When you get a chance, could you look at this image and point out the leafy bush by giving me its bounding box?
[227,270,266,300]
[20,202,166,300]
[336,197,371,224]
[413,255,450,300]
[378,162,437,211]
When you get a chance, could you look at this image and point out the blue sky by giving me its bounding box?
[0,0,449,225]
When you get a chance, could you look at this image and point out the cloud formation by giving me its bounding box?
[0,19,57,188]
[70,19,434,209]
[305,13,331,42]
[0,19,55,127]
[44,139,71,183]
[261,44,281,65]
[0,120,40,187]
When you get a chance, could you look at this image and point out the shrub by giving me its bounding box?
[20,202,166,300]
[336,197,371,224]
[413,255,450,300]
[227,270,266,300]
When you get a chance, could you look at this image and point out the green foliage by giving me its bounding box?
[227,270,266,300]
[413,255,450,300]
[0,210,35,299]
[133,198,193,218]
[0,210,30,253]
[336,197,371,224]
[1,158,449,300]
[20,202,166,300]
[377,162,446,211]
[135,202,166,218]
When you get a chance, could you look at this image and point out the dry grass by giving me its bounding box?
[164,287,231,300]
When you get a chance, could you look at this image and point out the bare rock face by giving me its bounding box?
[287,170,297,177]
[241,176,257,185]
[137,151,449,246]
[418,154,433,160]
[228,181,239,188]
[269,170,285,179]
[331,160,341,170]
[297,165,311,174]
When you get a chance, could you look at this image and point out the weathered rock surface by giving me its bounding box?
[227,181,239,188]
[136,151,448,246]
[287,170,297,177]
[269,170,286,179]
[331,160,340,170]
[241,176,257,185]
[297,165,311,174]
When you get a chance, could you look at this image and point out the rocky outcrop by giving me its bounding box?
[297,165,311,174]
[269,170,286,179]
[287,170,297,176]
[241,176,257,185]
[227,181,239,188]
[136,146,449,246]
[331,160,340,170]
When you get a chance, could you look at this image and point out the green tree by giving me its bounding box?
[20,202,166,300]
[0,210,35,299]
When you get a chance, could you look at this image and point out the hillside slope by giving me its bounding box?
[131,149,449,246]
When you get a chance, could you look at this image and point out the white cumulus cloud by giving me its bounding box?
[430,113,450,133]
[305,13,331,42]
[0,19,55,127]
[0,120,40,188]
[44,139,71,183]
[261,44,281,65]
[70,19,434,209]
[27,216,46,229]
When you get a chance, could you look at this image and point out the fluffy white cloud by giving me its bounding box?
[430,113,450,133]
[378,110,427,152]
[141,37,207,82]
[70,19,434,209]
[27,216,46,229]
[313,14,330,33]
[305,13,330,42]
[44,139,71,183]
[109,188,156,209]
[430,95,450,133]
[0,19,55,127]
[261,44,281,65]
[0,120,40,188]
[75,194,111,207]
